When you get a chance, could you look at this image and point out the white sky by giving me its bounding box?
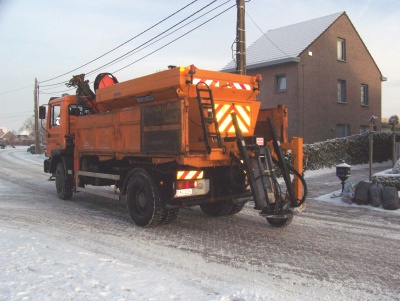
[0,0,399,132]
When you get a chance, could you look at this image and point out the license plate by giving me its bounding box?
[176,188,193,196]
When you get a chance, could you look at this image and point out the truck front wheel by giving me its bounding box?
[55,162,73,200]
[126,169,164,227]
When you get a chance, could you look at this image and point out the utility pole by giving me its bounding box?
[236,0,246,75]
[34,78,40,154]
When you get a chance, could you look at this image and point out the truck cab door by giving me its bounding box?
[46,102,64,156]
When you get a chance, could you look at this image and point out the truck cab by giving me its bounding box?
[43,95,91,175]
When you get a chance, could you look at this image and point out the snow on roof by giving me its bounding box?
[19,129,32,136]
[222,12,343,71]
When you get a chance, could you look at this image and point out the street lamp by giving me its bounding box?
[336,162,351,193]
[369,116,378,181]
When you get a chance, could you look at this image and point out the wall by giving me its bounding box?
[247,62,299,139]
[298,14,382,143]
[246,14,383,144]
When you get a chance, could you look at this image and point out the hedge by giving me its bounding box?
[301,131,397,171]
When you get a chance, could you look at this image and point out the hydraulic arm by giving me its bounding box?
[231,112,307,227]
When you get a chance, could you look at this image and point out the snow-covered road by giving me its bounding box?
[1,147,399,300]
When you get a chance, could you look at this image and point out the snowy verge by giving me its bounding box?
[372,168,400,190]
[315,190,400,215]
[3,146,47,165]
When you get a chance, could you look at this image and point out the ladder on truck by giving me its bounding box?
[196,82,223,154]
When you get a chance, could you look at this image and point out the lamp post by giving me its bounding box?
[369,116,377,181]
[389,115,399,166]
[336,162,351,193]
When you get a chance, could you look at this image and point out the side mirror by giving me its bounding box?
[39,106,46,119]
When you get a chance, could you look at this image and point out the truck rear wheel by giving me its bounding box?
[55,162,73,200]
[160,207,179,225]
[200,201,235,217]
[228,202,246,215]
[126,169,164,227]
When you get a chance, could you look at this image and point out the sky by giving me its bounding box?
[0,0,399,133]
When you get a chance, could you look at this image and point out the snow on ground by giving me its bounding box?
[1,147,399,300]
[307,161,400,215]
[315,191,400,216]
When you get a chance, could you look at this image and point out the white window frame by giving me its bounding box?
[337,38,346,61]
[361,84,369,106]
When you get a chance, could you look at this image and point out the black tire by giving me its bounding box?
[55,162,73,200]
[227,202,246,215]
[266,213,293,228]
[200,201,235,217]
[126,169,164,227]
[160,208,179,225]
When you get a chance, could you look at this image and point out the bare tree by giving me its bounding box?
[19,115,46,144]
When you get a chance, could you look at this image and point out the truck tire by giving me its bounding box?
[200,201,235,217]
[160,208,179,225]
[227,202,246,215]
[55,162,73,200]
[126,169,164,227]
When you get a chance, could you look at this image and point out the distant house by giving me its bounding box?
[222,12,385,143]
[16,129,32,140]
[0,131,16,144]
[16,134,31,140]
[0,129,4,137]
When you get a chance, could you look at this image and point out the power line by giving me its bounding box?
[245,10,289,58]
[0,110,33,117]
[85,0,231,77]
[39,0,199,84]
[2,0,233,97]
[0,84,34,96]
[38,0,215,92]
[113,3,236,74]
[40,0,228,91]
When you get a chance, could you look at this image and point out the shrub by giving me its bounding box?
[300,132,397,171]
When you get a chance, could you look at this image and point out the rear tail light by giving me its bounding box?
[175,180,197,190]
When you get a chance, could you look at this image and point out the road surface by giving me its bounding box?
[0,147,399,300]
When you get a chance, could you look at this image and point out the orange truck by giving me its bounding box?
[40,65,306,227]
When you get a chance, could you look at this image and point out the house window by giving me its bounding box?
[337,38,346,61]
[336,124,350,138]
[361,84,369,105]
[360,125,369,133]
[338,80,346,103]
[275,74,286,91]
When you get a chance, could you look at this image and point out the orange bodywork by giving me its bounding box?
[45,65,303,202]
[45,95,79,158]
[74,66,261,167]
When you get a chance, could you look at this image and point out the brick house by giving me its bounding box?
[0,131,16,144]
[222,12,385,143]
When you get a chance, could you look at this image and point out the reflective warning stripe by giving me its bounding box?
[193,78,250,90]
[192,78,219,87]
[230,82,251,90]
[177,170,204,180]
[215,104,251,133]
